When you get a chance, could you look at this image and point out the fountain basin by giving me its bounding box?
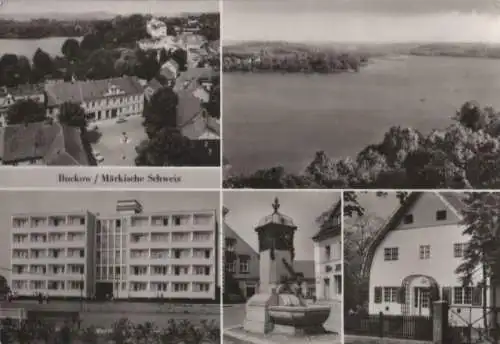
[268,305,331,335]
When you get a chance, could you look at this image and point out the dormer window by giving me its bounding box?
[403,214,413,224]
[436,210,447,221]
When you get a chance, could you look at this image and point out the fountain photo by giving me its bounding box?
[223,191,342,344]
[0,189,221,344]
[0,0,220,167]
[223,0,500,189]
[343,191,500,344]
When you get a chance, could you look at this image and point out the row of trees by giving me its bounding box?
[0,18,92,39]
[223,51,366,74]
[0,317,219,344]
[224,101,500,189]
[135,86,220,167]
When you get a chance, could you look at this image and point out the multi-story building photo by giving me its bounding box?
[4,190,220,301]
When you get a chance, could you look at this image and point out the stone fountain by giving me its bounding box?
[242,198,331,337]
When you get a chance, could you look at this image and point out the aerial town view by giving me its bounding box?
[0,189,221,343]
[0,0,220,167]
[223,0,500,189]
[223,192,342,344]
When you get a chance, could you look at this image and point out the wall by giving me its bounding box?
[314,235,342,301]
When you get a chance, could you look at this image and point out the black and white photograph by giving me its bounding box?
[0,190,221,343]
[0,0,220,167]
[223,0,500,189]
[222,191,341,344]
[343,191,500,344]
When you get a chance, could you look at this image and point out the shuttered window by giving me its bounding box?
[374,287,382,304]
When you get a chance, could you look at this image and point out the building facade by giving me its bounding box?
[10,211,97,298]
[9,199,218,300]
[223,208,259,300]
[313,202,342,302]
[45,77,144,123]
[365,192,486,327]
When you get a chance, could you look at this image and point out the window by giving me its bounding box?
[384,247,399,261]
[454,243,467,258]
[403,214,413,224]
[419,245,431,259]
[173,283,189,292]
[116,219,121,228]
[453,287,482,306]
[226,262,236,273]
[325,245,331,260]
[239,255,249,274]
[383,287,398,303]
[225,238,235,252]
[436,210,447,221]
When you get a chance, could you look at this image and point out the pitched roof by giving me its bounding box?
[0,122,90,165]
[173,68,217,93]
[312,201,342,242]
[45,76,143,107]
[0,84,44,97]
[180,112,220,140]
[361,192,465,278]
[224,222,258,257]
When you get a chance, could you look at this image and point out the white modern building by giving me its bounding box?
[11,211,97,298]
[312,201,342,302]
[9,199,218,300]
[364,192,486,327]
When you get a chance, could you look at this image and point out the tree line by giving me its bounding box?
[223,50,367,74]
[224,101,500,189]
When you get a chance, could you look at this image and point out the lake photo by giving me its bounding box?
[223,0,500,189]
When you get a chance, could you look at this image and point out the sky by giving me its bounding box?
[0,0,218,17]
[223,191,340,261]
[223,0,500,43]
[0,190,220,279]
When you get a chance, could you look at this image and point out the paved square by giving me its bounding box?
[90,115,146,166]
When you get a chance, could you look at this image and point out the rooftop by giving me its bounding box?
[45,76,143,107]
[0,122,90,165]
[257,197,296,229]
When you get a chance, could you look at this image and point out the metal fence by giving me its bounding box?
[345,312,433,341]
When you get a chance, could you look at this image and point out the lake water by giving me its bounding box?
[0,37,82,58]
[223,55,500,174]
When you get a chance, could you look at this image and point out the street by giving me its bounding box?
[90,115,147,166]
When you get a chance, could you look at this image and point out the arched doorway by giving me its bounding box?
[399,274,440,316]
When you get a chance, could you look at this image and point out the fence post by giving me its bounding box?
[379,312,384,338]
[432,301,448,344]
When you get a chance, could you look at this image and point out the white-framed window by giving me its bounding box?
[454,243,468,258]
[419,245,431,259]
[239,255,250,274]
[384,247,399,261]
[383,287,398,303]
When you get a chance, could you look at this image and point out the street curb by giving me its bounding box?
[224,329,273,344]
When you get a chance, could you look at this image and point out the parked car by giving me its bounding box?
[116,117,127,123]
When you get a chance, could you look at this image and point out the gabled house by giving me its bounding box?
[45,76,144,122]
[313,201,342,301]
[364,192,488,328]
[0,122,91,166]
[224,210,260,300]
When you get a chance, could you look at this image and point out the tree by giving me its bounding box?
[456,193,500,342]
[142,86,178,139]
[6,99,47,125]
[204,82,220,119]
[32,48,53,81]
[343,213,385,311]
[171,48,188,72]
[61,38,81,61]
[80,33,101,52]
[57,102,88,129]
[135,128,199,166]
[159,48,170,65]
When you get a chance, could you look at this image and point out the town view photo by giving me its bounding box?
[0,0,220,167]
[223,0,500,189]
[223,191,342,344]
[0,189,221,344]
[343,191,500,344]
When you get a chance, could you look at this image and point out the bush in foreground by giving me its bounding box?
[0,317,220,344]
